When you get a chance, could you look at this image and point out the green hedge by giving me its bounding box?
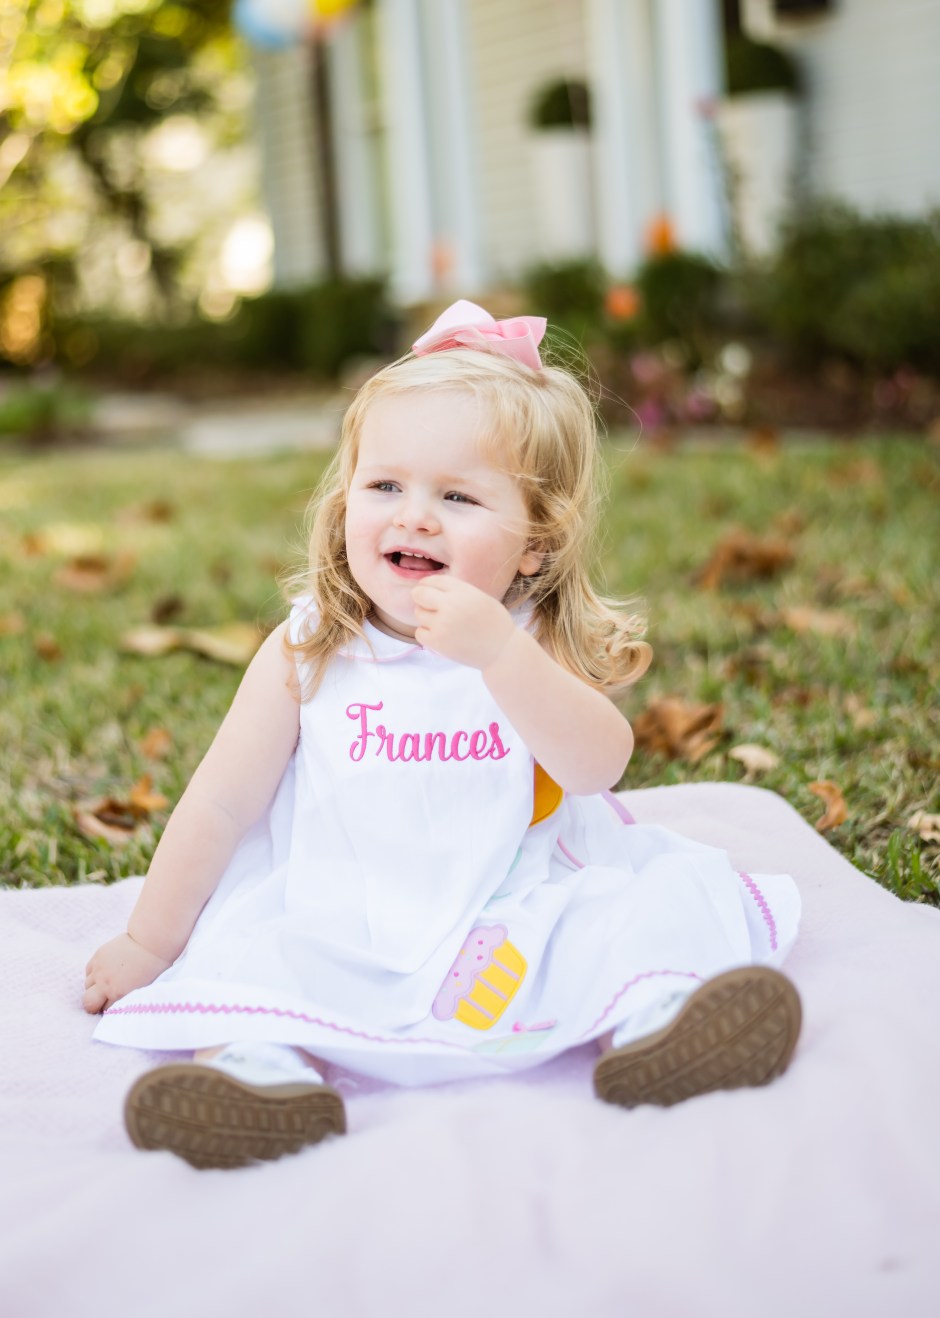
[753,205,940,371]
[41,277,393,382]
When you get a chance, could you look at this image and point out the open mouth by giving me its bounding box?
[387,551,446,573]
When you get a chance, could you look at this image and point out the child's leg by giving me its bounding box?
[594,966,801,1109]
[124,1041,346,1169]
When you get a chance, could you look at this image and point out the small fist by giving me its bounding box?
[83,932,171,1014]
[411,576,516,670]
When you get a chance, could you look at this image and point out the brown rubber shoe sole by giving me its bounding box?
[593,966,802,1109]
[124,1063,347,1169]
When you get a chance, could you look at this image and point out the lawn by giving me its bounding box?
[0,433,937,902]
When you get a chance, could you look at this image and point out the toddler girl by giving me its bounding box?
[84,301,802,1169]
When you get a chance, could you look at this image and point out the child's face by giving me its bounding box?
[345,389,542,640]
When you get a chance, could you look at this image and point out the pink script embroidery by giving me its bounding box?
[346,701,510,764]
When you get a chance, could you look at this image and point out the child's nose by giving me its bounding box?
[394,493,440,534]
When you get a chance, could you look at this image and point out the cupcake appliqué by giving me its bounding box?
[431,925,527,1030]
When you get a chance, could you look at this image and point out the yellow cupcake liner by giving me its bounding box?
[454,941,527,1030]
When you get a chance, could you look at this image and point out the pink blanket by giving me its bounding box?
[3,784,939,1318]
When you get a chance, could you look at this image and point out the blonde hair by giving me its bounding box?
[285,348,651,695]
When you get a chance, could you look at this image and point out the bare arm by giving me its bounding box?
[83,620,300,1011]
[412,578,633,795]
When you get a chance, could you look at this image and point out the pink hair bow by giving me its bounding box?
[412,299,546,371]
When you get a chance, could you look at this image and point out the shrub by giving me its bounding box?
[523,260,607,346]
[754,204,940,373]
[528,79,592,130]
[48,277,392,382]
[0,377,92,443]
[634,252,725,363]
[724,35,801,96]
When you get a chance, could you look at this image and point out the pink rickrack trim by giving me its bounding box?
[602,789,636,824]
[103,1000,471,1052]
[581,968,704,1039]
[738,871,778,951]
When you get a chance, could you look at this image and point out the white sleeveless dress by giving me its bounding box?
[94,603,801,1086]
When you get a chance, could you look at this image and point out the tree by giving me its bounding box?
[0,0,241,365]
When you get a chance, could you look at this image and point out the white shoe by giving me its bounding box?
[205,1041,325,1087]
[610,988,693,1050]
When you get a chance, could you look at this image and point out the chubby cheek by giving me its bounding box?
[458,534,529,598]
[343,532,373,600]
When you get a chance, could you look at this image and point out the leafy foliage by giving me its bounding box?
[0,0,239,362]
[528,79,592,130]
[724,34,801,97]
[634,252,724,364]
[753,204,940,372]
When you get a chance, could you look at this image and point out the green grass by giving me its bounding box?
[1,435,937,901]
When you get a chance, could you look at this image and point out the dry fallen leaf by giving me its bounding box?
[139,727,173,760]
[634,697,723,763]
[150,594,185,625]
[54,550,136,593]
[828,458,884,488]
[33,632,63,661]
[808,780,849,832]
[73,775,168,845]
[127,774,169,812]
[0,612,26,636]
[20,531,48,557]
[728,743,780,779]
[779,605,857,638]
[722,644,774,684]
[121,625,181,657]
[907,811,940,844]
[695,529,795,591]
[772,508,806,537]
[182,623,263,666]
[121,621,263,667]
[772,684,824,710]
[745,425,780,456]
[118,498,175,524]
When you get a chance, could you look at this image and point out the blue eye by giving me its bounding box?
[370,481,398,493]
[445,491,476,504]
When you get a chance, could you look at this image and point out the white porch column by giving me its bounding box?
[586,0,662,275]
[376,0,435,302]
[327,15,381,276]
[421,0,484,292]
[252,46,324,288]
[654,0,727,256]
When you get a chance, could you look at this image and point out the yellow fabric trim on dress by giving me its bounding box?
[530,762,564,826]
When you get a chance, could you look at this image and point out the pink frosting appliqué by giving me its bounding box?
[431,925,511,1021]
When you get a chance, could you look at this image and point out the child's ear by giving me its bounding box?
[518,543,545,577]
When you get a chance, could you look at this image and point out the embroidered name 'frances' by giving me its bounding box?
[347,701,510,764]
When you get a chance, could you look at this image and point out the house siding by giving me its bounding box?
[464,0,590,280]
[746,0,940,215]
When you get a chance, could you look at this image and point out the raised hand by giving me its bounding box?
[411,576,517,670]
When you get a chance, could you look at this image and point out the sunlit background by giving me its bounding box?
[1,0,938,430]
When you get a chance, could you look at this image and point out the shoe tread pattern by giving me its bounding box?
[124,1064,347,1169]
[593,967,801,1109]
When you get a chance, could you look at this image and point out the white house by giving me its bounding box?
[247,0,940,302]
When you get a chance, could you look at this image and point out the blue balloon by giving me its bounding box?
[233,0,307,51]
